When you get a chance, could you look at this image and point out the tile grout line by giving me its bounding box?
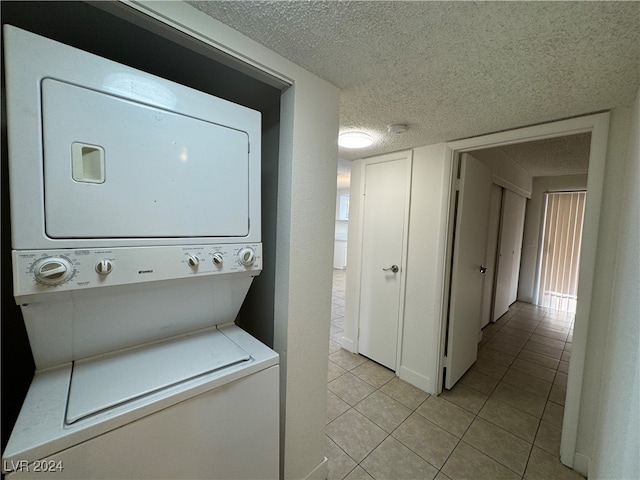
[479,304,574,478]
[491,307,540,479]
[455,304,530,478]
[328,273,574,479]
[328,358,423,479]
[437,303,572,479]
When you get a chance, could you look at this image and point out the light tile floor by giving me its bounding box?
[326,269,584,480]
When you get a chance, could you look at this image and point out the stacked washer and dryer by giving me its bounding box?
[2,26,279,479]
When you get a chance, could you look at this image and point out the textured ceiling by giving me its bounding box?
[187,1,639,170]
[475,133,591,178]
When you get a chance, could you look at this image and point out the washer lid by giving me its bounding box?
[66,328,250,424]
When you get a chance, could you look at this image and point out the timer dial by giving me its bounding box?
[33,257,73,285]
[238,247,256,267]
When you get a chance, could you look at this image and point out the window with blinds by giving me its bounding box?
[536,191,587,313]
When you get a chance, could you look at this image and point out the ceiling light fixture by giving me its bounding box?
[338,131,373,149]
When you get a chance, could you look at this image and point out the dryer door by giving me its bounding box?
[41,79,251,239]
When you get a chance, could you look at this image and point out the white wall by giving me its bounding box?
[279,81,339,479]
[572,105,633,471]
[585,89,640,478]
[471,147,532,197]
[126,3,340,478]
[400,144,451,393]
[518,174,588,303]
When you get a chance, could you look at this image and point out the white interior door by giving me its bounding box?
[359,156,411,370]
[493,189,527,320]
[445,153,492,389]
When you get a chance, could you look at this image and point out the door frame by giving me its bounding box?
[347,150,413,371]
[437,112,610,472]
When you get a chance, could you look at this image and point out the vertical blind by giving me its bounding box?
[537,191,587,313]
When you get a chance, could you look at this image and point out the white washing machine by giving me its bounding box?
[2,26,279,479]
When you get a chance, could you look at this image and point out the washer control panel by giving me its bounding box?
[12,243,262,302]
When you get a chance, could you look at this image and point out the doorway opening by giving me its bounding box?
[330,159,352,352]
[439,112,609,472]
[536,191,587,314]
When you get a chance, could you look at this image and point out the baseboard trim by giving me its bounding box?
[303,456,328,480]
[399,365,433,394]
[573,452,590,477]
[340,337,357,353]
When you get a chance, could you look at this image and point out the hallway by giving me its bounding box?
[326,269,584,480]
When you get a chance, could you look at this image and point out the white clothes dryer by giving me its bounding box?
[2,26,279,479]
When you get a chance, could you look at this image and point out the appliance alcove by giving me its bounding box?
[1,0,283,452]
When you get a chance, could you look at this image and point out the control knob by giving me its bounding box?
[187,255,200,268]
[238,247,256,267]
[33,257,73,286]
[212,252,224,267]
[95,259,114,275]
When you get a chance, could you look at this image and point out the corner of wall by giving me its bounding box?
[400,143,450,396]
[574,102,635,471]
[588,86,640,479]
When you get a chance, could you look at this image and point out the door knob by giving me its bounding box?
[479,265,487,274]
[383,265,399,273]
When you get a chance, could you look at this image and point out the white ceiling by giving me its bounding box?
[187,1,639,173]
[475,132,592,178]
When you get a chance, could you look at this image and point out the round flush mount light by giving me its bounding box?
[338,131,374,149]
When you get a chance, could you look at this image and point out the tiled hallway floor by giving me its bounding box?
[326,269,584,480]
